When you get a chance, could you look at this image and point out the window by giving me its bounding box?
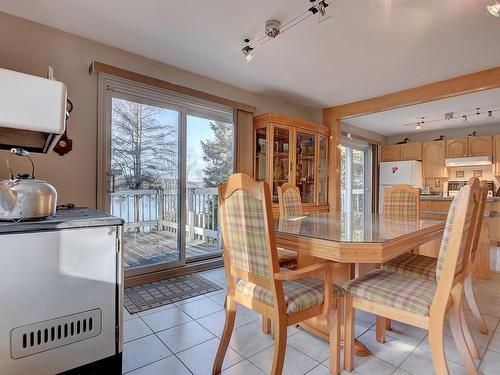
[98,75,234,276]
[341,137,372,213]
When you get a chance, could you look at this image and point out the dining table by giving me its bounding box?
[274,211,446,356]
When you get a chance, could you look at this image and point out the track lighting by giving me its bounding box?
[242,39,254,63]
[404,107,500,129]
[487,1,500,17]
[240,1,334,62]
[415,123,422,130]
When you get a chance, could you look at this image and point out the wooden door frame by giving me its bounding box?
[323,66,500,212]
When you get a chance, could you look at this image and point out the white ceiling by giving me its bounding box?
[344,88,500,136]
[0,0,499,108]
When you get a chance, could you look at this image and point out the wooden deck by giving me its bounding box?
[123,230,221,268]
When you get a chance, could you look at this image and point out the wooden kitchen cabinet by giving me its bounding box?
[446,137,468,157]
[446,136,492,157]
[422,140,448,178]
[469,135,493,156]
[401,142,422,160]
[381,144,401,162]
[494,135,500,176]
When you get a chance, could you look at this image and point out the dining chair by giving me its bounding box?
[382,184,420,219]
[276,182,302,270]
[213,173,343,375]
[343,179,481,375]
[380,179,490,341]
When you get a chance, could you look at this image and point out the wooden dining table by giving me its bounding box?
[274,211,446,355]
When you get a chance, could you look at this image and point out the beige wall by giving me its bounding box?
[0,12,321,207]
[340,122,387,145]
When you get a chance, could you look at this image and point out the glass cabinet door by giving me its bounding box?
[271,126,291,203]
[318,135,328,204]
[255,127,268,182]
[296,131,316,203]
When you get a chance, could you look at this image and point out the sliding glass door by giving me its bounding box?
[99,76,233,277]
[341,138,372,213]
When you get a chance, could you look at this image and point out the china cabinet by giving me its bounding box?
[254,113,330,214]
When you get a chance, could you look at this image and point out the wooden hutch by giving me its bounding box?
[254,113,330,215]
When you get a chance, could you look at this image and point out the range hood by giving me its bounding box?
[0,68,67,153]
[445,155,492,167]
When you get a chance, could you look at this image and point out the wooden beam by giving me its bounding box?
[341,131,381,145]
[323,65,500,214]
[89,61,256,114]
[324,66,500,120]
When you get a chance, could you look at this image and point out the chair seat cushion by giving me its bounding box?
[237,275,342,315]
[278,249,298,269]
[343,269,437,316]
[382,253,437,281]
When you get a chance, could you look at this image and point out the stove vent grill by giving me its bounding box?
[11,309,102,359]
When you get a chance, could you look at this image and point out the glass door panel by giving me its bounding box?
[296,131,316,203]
[272,127,291,203]
[186,115,233,261]
[110,97,182,271]
[318,136,328,204]
[351,149,365,212]
[255,127,267,182]
[341,141,371,213]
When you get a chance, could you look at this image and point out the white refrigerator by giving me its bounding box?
[379,160,423,213]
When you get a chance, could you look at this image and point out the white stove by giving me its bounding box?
[448,180,495,198]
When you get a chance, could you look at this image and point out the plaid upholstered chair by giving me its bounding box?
[213,173,343,375]
[383,184,420,219]
[379,179,490,344]
[343,179,481,375]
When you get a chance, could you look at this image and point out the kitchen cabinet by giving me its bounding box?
[381,144,401,162]
[254,113,329,214]
[446,138,468,157]
[422,140,448,178]
[494,135,500,176]
[446,136,492,157]
[401,142,422,160]
[469,136,493,156]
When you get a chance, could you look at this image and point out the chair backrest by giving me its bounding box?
[383,184,420,219]
[469,180,489,263]
[278,182,303,217]
[218,173,280,289]
[434,178,480,284]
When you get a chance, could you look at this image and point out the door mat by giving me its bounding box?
[124,273,223,314]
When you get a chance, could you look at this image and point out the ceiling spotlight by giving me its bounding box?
[462,115,468,123]
[242,39,254,63]
[476,107,481,115]
[415,123,422,130]
[488,110,494,118]
[265,19,281,38]
[445,112,454,120]
[317,1,331,23]
[487,1,500,17]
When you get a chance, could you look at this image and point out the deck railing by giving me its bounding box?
[110,187,220,244]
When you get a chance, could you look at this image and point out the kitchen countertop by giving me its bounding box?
[0,208,124,234]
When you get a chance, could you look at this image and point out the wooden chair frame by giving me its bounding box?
[213,173,341,375]
[278,182,303,218]
[345,179,481,375]
[382,184,421,219]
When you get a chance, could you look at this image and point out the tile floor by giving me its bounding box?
[122,268,500,375]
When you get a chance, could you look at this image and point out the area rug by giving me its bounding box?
[124,273,223,314]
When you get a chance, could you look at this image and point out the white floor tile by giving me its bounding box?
[124,317,153,343]
[229,320,275,357]
[400,348,468,375]
[126,356,191,375]
[156,320,214,353]
[221,360,266,375]
[357,329,416,367]
[374,320,427,346]
[122,335,171,373]
[248,345,319,375]
[141,306,192,332]
[177,297,224,319]
[197,309,252,337]
[479,350,500,375]
[177,337,243,375]
[137,303,176,318]
[287,330,331,363]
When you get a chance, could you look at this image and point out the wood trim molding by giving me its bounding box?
[323,65,500,213]
[89,61,256,113]
[324,66,500,120]
[341,131,381,145]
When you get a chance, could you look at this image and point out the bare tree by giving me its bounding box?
[111,99,178,190]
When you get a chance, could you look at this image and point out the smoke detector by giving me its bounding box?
[265,20,281,38]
